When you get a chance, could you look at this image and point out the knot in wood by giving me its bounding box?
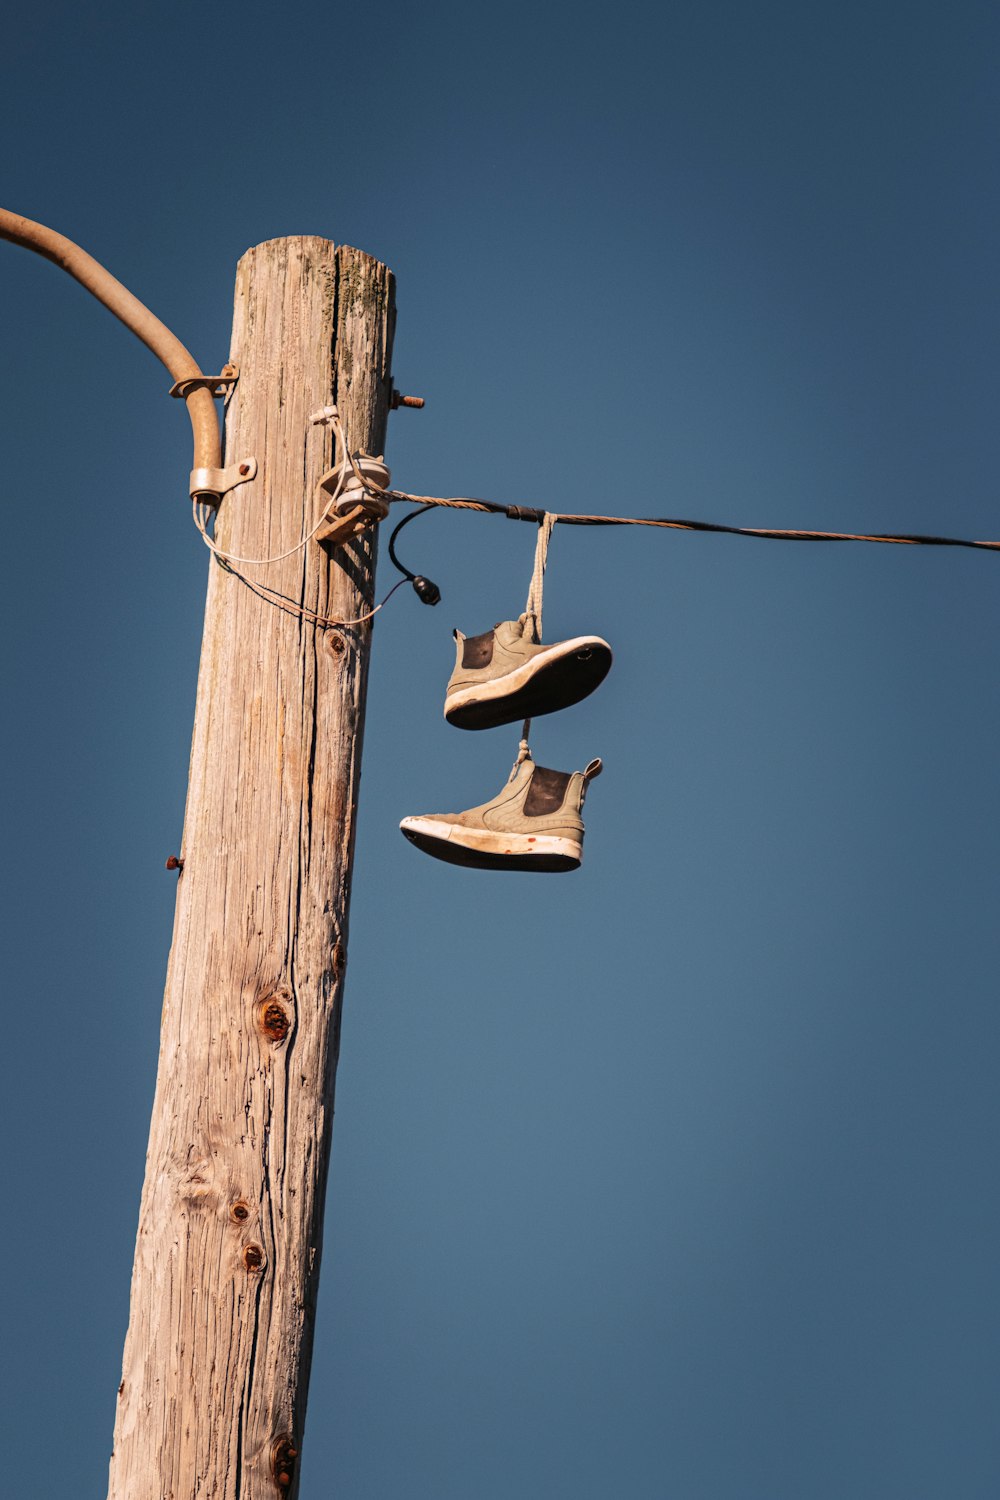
[242,1243,265,1273]
[272,1434,299,1490]
[256,991,293,1045]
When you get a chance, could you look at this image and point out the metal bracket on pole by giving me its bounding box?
[315,500,387,548]
[169,364,240,400]
[190,456,258,503]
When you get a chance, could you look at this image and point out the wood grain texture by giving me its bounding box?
[107,238,395,1500]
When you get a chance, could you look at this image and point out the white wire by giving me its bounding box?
[191,411,402,630]
[193,412,358,566]
[215,563,408,629]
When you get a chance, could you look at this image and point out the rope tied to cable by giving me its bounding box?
[517,512,557,763]
[523,511,556,644]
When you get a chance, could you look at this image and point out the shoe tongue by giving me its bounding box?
[495,619,526,648]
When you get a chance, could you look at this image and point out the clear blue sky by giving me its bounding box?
[3,2,1000,1496]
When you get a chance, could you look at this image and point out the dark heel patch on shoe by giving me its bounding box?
[461,630,495,669]
[524,766,572,816]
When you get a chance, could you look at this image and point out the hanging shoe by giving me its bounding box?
[400,752,603,872]
[444,614,612,730]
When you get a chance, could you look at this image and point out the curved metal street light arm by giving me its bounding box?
[0,207,222,486]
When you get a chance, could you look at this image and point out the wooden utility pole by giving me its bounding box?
[107,237,396,1499]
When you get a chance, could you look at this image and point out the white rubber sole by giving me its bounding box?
[444,635,612,730]
[400,816,583,872]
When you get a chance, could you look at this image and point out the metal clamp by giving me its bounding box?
[309,404,339,428]
[170,364,240,400]
[190,457,258,503]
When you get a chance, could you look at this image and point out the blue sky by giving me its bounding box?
[3,2,1000,1496]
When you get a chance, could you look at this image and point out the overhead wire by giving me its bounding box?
[381,487,1000,553]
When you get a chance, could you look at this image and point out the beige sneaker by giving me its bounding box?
[400,752,603,872]
[444,614,612,730]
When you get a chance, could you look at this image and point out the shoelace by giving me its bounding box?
[517,512,557,763]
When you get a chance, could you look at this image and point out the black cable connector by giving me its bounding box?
[387,504,441,605]
[411,575,441,605]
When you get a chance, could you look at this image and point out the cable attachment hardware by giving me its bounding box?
[169,363,240,400]
[309,405,392,548]
[190,456,258,504]
[315,454,391,546]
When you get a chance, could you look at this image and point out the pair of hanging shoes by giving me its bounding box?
[400,615,611,872]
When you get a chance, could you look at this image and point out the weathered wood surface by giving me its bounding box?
[108,238,395,1500]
